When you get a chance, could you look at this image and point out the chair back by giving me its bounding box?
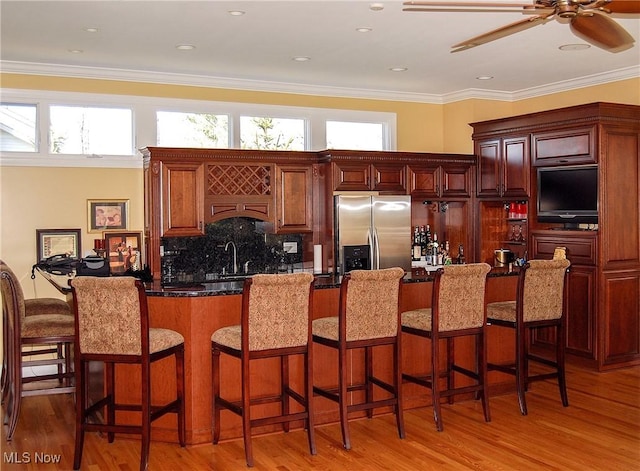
[1,260,26,326]
[342,267,405,341]
[244,272,314,351]
[70,276,147,355]
[432,263,491,332]
[520,259,571,322]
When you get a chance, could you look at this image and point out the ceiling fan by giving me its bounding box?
[403,0,640,52]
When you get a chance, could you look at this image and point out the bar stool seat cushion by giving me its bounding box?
[150,328,184,354]
[311,316,339,341]
[24,298,71,317]
[486,301,517,322]
[210,325,241,350]
[401,308,432,332]
[22,314,74,338]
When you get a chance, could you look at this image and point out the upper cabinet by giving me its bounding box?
[275,164,313,233]
[332,161,406,193]
[532,126,597,166]
[161,161,205,237]
[408,163,472,198]
[475,135,530,198]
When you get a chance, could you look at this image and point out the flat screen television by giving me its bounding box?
[536,165,598,226]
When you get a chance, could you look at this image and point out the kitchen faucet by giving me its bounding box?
[224,241,238,274]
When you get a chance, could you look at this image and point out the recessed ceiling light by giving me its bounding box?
[476,75,494,80]
[176,44,196,50]
[559,43,590,51]
[292,56,311,62]
[356,27,373,33]
[389,67,407,72]
[68,49,83,54]
[84,27,98,33]
[370,3,384,11]
[228,10,245,16]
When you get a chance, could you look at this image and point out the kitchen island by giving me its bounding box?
[109,271,519,445]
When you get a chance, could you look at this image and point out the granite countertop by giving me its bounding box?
[144,266,519,297]
[36,266,518,297]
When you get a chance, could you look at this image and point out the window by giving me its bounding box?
[326,121,384,150]
[0,89,396,167]
[0,103,37,152]
[157,111,229,148]
[240,116,304,150]
[49,105,133,155]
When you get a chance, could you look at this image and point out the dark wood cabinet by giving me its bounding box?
[532,230,597,359]
[332,161,406,193]
[275,164,313,233]
[475,135,530,198]
[477,102,639,371]
[532,126,596,166]
[408,163,471,197]
[161,161,205,237]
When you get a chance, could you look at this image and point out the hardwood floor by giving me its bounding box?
[2,363,639,470]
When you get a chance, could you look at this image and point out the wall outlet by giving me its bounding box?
[283,242,298,253]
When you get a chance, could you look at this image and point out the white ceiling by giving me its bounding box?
[1,0,639,102]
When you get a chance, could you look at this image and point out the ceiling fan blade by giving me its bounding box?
[570,11,635,51]
[451,13,553,52]
[403,1,539,13]
[403,1,533,7]
[604,0,640,14]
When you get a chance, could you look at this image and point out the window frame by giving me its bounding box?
[0,88,397,168]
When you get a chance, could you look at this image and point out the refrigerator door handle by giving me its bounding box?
[367,229,375,269]
[373,228,380,270]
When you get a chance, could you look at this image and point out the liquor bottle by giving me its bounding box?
[457,244,465,265]
[420,226,427,258]
[443,240,452,265]
[425,224,432,245]
[431,232,439,265]
[412,227,421,261]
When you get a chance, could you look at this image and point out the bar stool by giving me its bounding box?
[211,273,315,467]
[1,260,74,442]
[486,258,571,415]
[401,263,491,431]
[312,267,405,450]
[70,276,185,471]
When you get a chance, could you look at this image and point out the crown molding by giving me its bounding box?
[1,60,638,105]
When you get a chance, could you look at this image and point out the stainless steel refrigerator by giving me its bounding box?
[334,194,412,273]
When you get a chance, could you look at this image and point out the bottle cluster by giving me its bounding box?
[412,225,463,266]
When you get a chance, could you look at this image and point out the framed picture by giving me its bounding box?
[104,231,142,274]
[36,228,81,261]
[87,199,129,233]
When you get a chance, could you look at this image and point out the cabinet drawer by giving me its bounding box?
[531,231,597,265]
[532,126,596,166]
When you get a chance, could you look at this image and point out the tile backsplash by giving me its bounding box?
[160,217,303,284]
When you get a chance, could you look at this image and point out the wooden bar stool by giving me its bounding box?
[486,259,571,415]
[211,273,316,467]
[312,267,406,450]
[401,263,491,431]
[1,260,74,442]
[70,276,185,471]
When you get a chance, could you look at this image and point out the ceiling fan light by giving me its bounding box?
[476,75,494,80]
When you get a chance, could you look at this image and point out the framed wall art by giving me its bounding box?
[36,228,81,261]
[87,199,129,233]
[104,231,142,274]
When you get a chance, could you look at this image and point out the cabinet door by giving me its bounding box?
[407,164,439,197]
[532,126,596,166]
[441,165,471,197]
[566,266,597,359]
[476,139,501,197]
[502,136,530,198]
[161,162,204,237]
[332,162,371,191]
[275,164,313,233]
[371,162,406,193]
